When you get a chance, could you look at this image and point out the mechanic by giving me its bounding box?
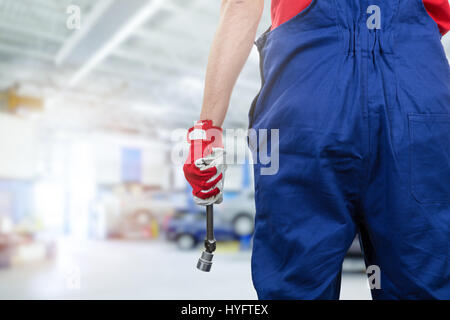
[183,0,450,299]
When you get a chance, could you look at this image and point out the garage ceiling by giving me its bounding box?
[0,0,272,136]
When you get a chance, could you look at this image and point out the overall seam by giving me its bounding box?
[360,0,372,212]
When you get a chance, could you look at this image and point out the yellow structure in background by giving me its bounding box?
[216,241,241,253]
[0,88,43,112]
[150,220,159,238]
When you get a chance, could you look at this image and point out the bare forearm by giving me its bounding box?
[200,0,264,126]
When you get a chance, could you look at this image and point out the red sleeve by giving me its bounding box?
[423,0,450,35]
[271,0,311,30]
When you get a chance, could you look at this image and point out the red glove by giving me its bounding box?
[183,120,226,205]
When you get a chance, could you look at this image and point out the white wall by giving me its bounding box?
[0,114,37,179]
[92,133,170,188]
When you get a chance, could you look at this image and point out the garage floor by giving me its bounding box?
[0,239,371,300]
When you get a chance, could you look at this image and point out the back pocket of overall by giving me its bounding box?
[409,114,450,204]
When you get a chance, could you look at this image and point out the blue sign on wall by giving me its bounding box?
[121,148,142,183]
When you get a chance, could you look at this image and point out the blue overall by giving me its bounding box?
[249,0,449,299]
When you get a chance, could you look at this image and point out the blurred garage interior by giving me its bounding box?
[0,0,449,300]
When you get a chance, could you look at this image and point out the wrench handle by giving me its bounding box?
[206,204,214,241]
[204,204,216,253]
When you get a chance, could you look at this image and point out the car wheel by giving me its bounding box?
[232,214,254,236]
[176,234,196,250]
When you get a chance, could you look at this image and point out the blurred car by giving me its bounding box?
[216,189,255,236]
[166,210,238,250]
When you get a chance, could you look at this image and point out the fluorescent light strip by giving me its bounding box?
[68,0,165,87]
[55,0,114,66]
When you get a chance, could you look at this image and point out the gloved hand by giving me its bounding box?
[183,120,226,205]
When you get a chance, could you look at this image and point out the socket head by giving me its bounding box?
[196,251,214,272]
